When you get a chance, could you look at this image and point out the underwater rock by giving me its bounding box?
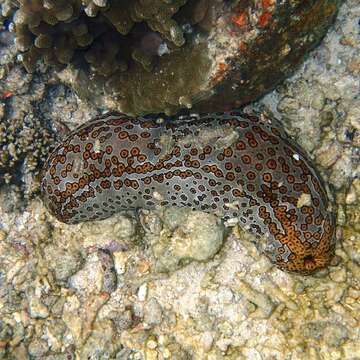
[44,243,84,282]
[8,0,342,115]
[150,208,225,273]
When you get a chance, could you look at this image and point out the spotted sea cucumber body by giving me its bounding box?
[41,111,336,274]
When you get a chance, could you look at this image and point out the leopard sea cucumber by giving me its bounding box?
[41,111,336,274]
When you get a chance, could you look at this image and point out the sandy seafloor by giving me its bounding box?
[0,1,359,359]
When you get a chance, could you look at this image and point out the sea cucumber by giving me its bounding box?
[41,111,336,274]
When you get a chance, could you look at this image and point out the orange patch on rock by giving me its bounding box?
[259,12,272,28]
[262,0,274,9]
[2,90,13,99]
[231,12,247,27]
[212,62,230,83]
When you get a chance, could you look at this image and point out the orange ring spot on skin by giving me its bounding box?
[241,155,251,164]
[236,141,246,150]
[137,154,147,162]
[118,131,129,139]
[226,172,235,181]
[266,159,277,169]
[128,134,138,141]
[141,132,151,138]
[120,149,129,158]
[223,148,233,157]
[131,147,140,156]
[110,156,119,165]
[246,171,256,180]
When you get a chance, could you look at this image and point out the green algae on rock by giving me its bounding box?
[7,0,343,115]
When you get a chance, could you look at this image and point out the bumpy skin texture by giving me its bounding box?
[41,111,336,274]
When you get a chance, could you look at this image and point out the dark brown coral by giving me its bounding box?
[7,0,343,115]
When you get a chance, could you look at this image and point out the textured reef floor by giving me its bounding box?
[0,0,360,359]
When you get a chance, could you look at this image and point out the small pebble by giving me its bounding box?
[28,338,49,357]
[0,230,7,241]
[28,297,49,319]
[144,298,163,326]
[147,339,158,349]
[138,283,148,302]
